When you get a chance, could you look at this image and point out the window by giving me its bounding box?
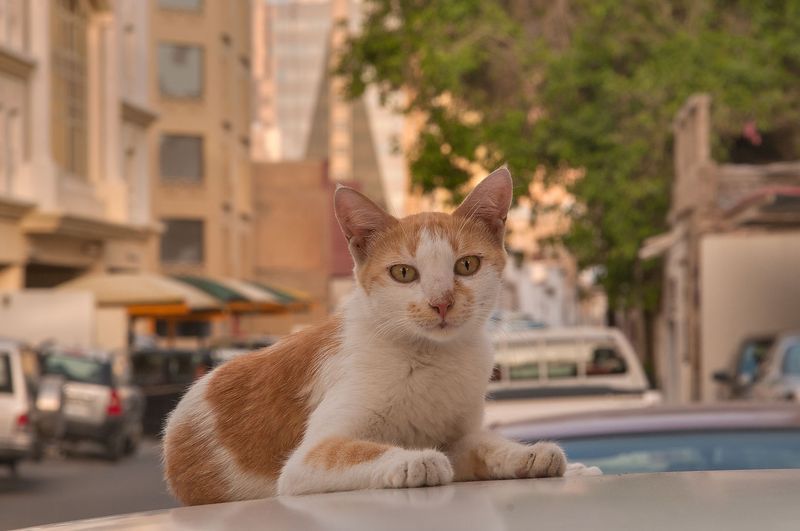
[737,339,773,378]
[159,43,203,98]
[783,345,800,376]
[43,355,112,386]
[159,0,202,11]
[509,363,540,381]
[160,134,203,182]
[0,353,12,393]
[160,219,204,265]
[586,347,628,376]
[51,0,88,180]
[547,361,578,379]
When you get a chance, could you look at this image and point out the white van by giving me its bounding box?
[485,327,661,426]
[0,339,36,472]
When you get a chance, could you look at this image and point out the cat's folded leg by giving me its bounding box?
[277,435,454,496]
[447,430,566,481]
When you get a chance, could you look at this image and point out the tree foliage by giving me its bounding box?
[336,0,800,310]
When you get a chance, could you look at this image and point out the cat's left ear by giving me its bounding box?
[453,166,513,242]
[334,186,397,263]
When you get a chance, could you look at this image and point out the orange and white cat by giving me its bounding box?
[163,168,593,505]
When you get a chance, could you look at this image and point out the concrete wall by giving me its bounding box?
[0,290,95,348]
[246,160,332,335]
[700,231,800,400]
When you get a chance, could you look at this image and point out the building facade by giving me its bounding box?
[0,0,157,291]
[150,0,254,280]
[249,158,377,335]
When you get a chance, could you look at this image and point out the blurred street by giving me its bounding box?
[0,439,176,530]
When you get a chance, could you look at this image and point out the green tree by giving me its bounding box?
[337,0,800,312]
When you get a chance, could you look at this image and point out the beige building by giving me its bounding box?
[249,160,339,334]
[149,0,254,280]
[642,94,800,403]
[0,0,157,291]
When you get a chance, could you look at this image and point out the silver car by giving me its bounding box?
[41,351,145,460]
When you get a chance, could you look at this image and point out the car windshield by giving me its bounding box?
[541,430,800,474]
[43,355,112,386]
[0,352,12,393]
[782,345,800,376]
[738,339,774,377]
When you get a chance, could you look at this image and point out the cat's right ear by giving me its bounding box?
[334,186,397,263]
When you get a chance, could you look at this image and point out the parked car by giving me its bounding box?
[496,402,800,474]
[0,338,37,473]
[485,327,660,426]
[29,470,800,530]
[206,336,277,366]
[713,333,776,398]
[130,348,209,436]
[40,350,144,460]
[747,330,800,402]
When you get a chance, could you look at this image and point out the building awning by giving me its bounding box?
[57,273,223,317]
[172,276,287,315]
[246,281,312,311]
[639,230,680,260]
[216,278,286,313]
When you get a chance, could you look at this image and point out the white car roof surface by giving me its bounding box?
[492,326,623,342]
[31,470,800,531]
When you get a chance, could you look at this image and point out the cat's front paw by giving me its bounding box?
[381,449,454,488]
[505,442,567,479]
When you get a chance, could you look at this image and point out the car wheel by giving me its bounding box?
[105,433,125,462]
[124,434,140,456]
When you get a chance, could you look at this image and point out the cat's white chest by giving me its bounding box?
[346,344,490,448]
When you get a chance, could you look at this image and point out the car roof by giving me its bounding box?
[35,470,800,530]
[492,326,624,343]
[773,331,800,346]
[496,403,800,440]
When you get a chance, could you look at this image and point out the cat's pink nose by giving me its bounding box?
[429,299,453,320]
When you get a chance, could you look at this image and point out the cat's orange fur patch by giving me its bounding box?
[305,437,391,470]
[205,317,342,481]
[163,420,226,505]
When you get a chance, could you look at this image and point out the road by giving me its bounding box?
[0,439,178,530]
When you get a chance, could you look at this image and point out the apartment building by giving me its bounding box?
[150,0,253,280]
[0,0,157,291]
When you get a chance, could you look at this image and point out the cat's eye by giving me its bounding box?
[454,255,481,276]
[389,264,418,283]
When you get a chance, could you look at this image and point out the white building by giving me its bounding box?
[0,0,157,291]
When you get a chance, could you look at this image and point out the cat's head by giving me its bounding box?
[334,167,512,342]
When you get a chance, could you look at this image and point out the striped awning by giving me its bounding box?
[57,273,223,317]
[172,276,288,315]
[246,281,312,311]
